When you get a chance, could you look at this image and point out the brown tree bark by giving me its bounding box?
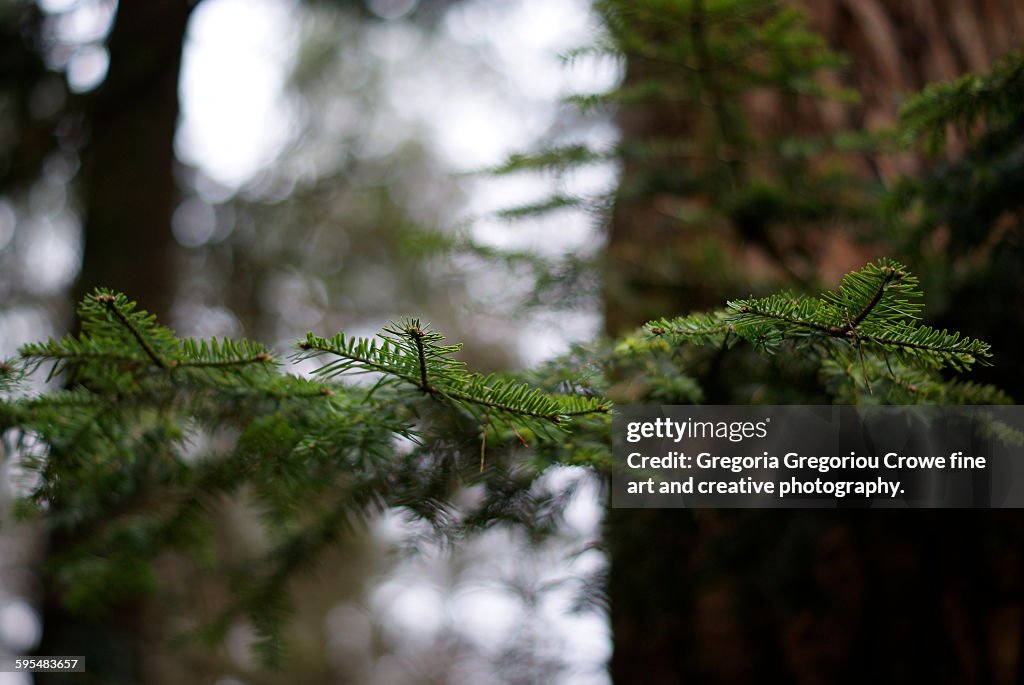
[74,0,196,321]
[604,0,1024,338]
[606,3,1024,684]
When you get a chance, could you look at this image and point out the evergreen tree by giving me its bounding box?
[890,49,1024,396]
[0,3,501,680]
[0,289,610,680]
[0,256,1004,679]
[3,0,1023,682]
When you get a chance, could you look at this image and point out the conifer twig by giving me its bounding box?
[848,266,898,328]
[296,324,611,430]
[178,354,273,369]
[407,324,434,393]
[95,293,167,369]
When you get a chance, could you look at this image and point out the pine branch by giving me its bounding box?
[487,145,606,175]
[899,50,1024,151]
[294,319,611,432]
[18,337,149,383]
[855,323,990,371]
[19,303,276,389]
[649,260,992,377]
[3,254,1002,667]
[645,311,736,347]
[177,338,275,369]
[95,292,168,369]
[496,195,586,220]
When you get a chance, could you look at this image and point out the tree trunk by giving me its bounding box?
[74,0,196,321]
[40,2,196,683]
[605,2,1024,683]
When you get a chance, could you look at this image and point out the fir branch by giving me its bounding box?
[496,194,585,220]
[177,337,275,369]
[0,358,23,396]
[855,324,990,370]
[19,347,143,366]
[652,260,992,377]
[899,50,1024,150]
[730,297,836,335]
[487,145,606,175]
[95,293,167,369]
[848,266,895,326]
[441,375,595,424]
[407,324,433,393]
[820,260,921,329]
[295,320,611,430]
[645,311,736,347]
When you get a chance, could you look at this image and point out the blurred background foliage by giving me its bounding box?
[2,0,1024,683]
[1,0,610,682]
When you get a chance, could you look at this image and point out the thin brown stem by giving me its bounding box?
[408,326,434,393]
[848,270,895,328]
[96,293,167,369]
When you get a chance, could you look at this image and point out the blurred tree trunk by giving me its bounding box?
[604,0,1024,334]
[74,0,196,321]
[605,2,1024,684]
[41,2,196,683]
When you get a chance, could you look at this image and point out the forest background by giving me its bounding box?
[1,0,1024,683]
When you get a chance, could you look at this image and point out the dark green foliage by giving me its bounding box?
[0,289,609,663]
[885,50,1024,396]
[728,261,989,372]
[897,51,1024,153]
[2,12,1020,668]
[0,255,1004,666]
[891,51,1024,252]
[638,260,999,403]
[295,318,611,436]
